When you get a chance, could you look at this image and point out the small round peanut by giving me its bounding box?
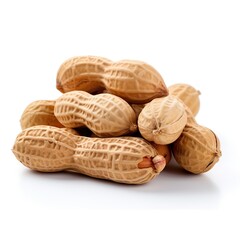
[138,95,187,144]
[171,96,221,174]
[172,123,221,174]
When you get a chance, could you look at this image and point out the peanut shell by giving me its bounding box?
[12,125,166,184]
[169,83,200,116]
[138,96,187,144]
[172,124,221,174]
[56,56,168,103]
[54,91,137,137]
[20,100,64,129]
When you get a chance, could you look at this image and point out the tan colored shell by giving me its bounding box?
[131,82,200,119]
[57,56,112,93]
[138,96,187,144]
[56,56,168,103]
[12,125,166,184]
[175,97,197,125]
[132,100,194,125]
[103,60,168,103]
[54,91,137,137]
[92,129,172,165]
[133,102,196,125]
[168,83,201,116]
[20,100,64,129]
[172,124,221,174]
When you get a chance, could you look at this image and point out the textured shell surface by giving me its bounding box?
[172,124,221,174]
[56,56,169,104]
[103,60,168,103]
[56,56,112,93]
[20,100,64,129]
[74,135,160,184]
[12,125,77,172]
[138,95,187,144]
[54,91,137,137]
[169,83,200,116]
[12,126,163,184]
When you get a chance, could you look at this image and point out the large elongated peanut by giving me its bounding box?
[56,56,168,103]
[12,126,166,184]
[138,95,187,144]
[54,91,137,137]
[20,100,64,129]
[172,123,221,174]
[168,83,200,116]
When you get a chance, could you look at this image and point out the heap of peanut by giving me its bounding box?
[12,56,222,184]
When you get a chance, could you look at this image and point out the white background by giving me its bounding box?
[0,0,240,239]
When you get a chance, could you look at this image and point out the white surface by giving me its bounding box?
[1,0,240,239]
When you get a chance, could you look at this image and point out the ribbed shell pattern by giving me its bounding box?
[168,83,200,116]
[57,56,112,93]
[56,56,168,103]
[138,96,187,144]
[12,126,161,184]
[103,60,168,103]
[172,124,221,174]
[20,100,64,129]
[54,91,137,137]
